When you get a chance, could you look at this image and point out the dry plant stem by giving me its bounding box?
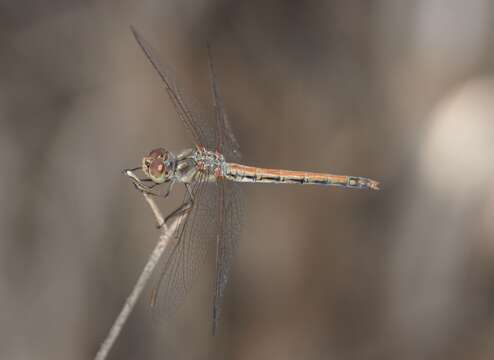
[94,173,182,360]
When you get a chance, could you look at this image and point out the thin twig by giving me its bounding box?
[94,171,182,360]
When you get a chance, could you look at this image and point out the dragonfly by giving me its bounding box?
[126,27,380,334]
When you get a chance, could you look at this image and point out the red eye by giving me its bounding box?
[148,148,167,159]
[149,159,166,178]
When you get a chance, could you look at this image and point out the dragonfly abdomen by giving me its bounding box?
[224,163,379,190]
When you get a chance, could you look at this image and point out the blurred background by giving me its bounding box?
[2,1,494,359]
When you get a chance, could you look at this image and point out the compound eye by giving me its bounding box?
[148,148,167,159]
[149,159,166,179]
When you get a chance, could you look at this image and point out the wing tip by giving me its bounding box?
[212,303,219,336]
[129,25,141,42]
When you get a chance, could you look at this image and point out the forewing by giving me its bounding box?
[207,44,242,162]
[132,27,216,149]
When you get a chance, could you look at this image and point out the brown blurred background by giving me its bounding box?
[2,1,494,359]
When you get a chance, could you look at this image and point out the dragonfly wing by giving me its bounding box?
[212,179,244,333]
[151,171,219,318]
[131,27,216,149]
[207,44,242,162]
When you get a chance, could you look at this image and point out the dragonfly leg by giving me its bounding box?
[145,179,175,200]
[162,183,194,226]
[124,169,166,197]
[160,179,175,198]
[122,167,153,183]
[139,180,177,199]
[133,179,160,195]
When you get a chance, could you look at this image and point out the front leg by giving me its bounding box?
[141,180,175,198]
[124,170,173,198]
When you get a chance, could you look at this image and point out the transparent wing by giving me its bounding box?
[212,179,244,333]
[132,28,244,330]
[207,44,242,162]
[131,27,217,149]
[151,171,219,317]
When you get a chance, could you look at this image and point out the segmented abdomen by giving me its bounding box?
[224,163,379,190]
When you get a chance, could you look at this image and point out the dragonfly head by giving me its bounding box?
[142,148,176,183]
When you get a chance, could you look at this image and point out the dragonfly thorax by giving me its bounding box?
[156,148,226,184]
[192,148,226,176]
[142,147,177,183]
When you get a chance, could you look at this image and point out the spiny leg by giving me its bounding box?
[124,169,174,198]
[163,183,194,225]
[131,178,162,196]
[144,180,176,202]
